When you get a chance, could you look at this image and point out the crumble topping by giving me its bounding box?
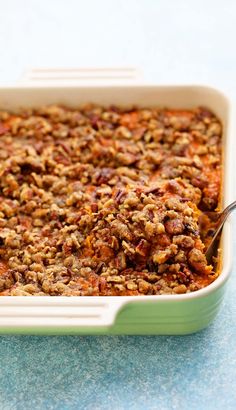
[0,104,222,295]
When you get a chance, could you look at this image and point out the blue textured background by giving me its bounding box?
[1,0,236,409]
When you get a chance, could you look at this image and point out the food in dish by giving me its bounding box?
[0,104,222,295]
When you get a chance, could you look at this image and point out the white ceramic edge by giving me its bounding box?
[0,83,233,328]
[19,67,143,87]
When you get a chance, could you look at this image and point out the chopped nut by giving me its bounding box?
[126,280,138,290]
[138,279,151,294]
[173,284,187,294]
[106,275,125,284]
[156,223,165,234]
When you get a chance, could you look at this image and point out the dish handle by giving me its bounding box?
[19,67,143,86]
[0,297,126,328]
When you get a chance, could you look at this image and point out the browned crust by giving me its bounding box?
[0,105,222,296]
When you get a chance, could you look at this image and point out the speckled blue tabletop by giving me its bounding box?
[1,0,236,409]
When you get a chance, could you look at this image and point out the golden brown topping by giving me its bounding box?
[0,104,221,296]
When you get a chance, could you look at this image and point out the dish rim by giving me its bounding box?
[0,83,233,306]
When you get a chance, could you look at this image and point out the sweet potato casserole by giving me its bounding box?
[0,104,222,296]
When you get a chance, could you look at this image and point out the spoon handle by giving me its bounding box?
[205,200,236,262]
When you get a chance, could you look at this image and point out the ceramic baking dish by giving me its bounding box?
[0,68,234,335]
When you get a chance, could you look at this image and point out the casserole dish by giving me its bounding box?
[0,68,233,334]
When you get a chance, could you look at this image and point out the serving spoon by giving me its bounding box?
[199,200,236,263]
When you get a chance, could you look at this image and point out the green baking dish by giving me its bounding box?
[0,79,233,334]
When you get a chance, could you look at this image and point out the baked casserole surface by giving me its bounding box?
[0,104,221,296]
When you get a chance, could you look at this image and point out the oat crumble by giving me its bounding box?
[0,104,222,295]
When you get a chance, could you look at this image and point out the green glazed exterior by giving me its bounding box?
[0,282,227,335]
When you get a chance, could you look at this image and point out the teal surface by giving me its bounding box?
[0,296,236,410]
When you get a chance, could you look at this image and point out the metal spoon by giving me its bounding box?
[199,200,236,263]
